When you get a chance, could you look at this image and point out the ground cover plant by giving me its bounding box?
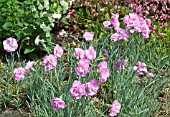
[0,0,170,117]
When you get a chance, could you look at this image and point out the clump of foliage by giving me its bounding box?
[0,0,69,54]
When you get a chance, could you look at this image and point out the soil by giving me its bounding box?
[0,109,32,117]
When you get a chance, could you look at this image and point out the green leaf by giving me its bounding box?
[2,22,13,30]
[24,48,35,54]
[60,18,69,25]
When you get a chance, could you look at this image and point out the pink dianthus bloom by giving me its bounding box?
[110,28,128,41]
[35,35,40,45]
[74,48,84,59]
[70,80,85,99]
[85,79,99,97]
[83,46,96,61]
[133,61,147,76]
[50,98,65,110]
[83,32,94,41]
[99,68,110,83]
[54,44,64,58]
[103,21,111,30]
[75,59,90,77]
[109,100,121,116]
[145,72,154,78]
[3,37,18,52]
[114,59,128,70]
[14,67,25,81]
[110,13,120,29]
[97,61,108,72]
[42,54,57,71]
[24,61,35,73]
[59,29,67,37]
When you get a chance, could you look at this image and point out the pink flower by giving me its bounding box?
[42,54,57,71]
[103,21,111,30]
[110,33,120,41]
[70,80,85,99]
[35,35,40,45]
[99,68,110,83]
[24,61,35,73]
[97,61,108,72]
[59,29,67,37]
[83,46,96,61]
[54,44,64,58]
[109,100,121,116]
[110,13,120,29]
[145,72,154,78]
[3,37,18,52]
[114,59,128,70]
[85,79,99,97]
[83,32,94,41]
[75,59,90,77]
[133,61,148,76]
[50,98,65,110]
[14,67,25,81]
[74,48,84,59]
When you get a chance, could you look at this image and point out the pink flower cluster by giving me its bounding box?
[42,44,63,71]
[70,79,99,99]
[103,13,151,41]
[74,46,96,77]
[83,32,94,41]
[50,97,65,110]
[124,13,151,38]
[133,61,154,78]
[14,61,35,81]
[109,14,129,41]
[114,59,128,70]
[3,37,18,52]
[98,61,110,83]
[109,100,121,116]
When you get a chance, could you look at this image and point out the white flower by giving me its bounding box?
[52,14,61,19]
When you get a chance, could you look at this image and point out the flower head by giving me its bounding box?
[83,46,96,61]
[14,67,25,81]
[50,98,65,110]
[103,21,111,30]
[110,13,120,29]
[24,61,35,73]
[3,37,18,52]
[54,44,64,58]
[114,59,128,70]
[85,79,99,97]
[97,61,108,72]
[74,48,84,59]
[70,80,85,99]
[83,32,94,41]
[75,59,90,77]
[99,68,110,83]
[109,100,121,116]
[42,54,57,71]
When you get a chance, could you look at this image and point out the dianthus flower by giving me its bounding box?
[103,21,111,30]
[3,37,18,52]
[24,61,35,73]
[133,61,147,76]
[75,59,90,77]
[14,67,25,81]
[54,44,64,58]
[42,54,57,71]
[74,48,84,59]
[50,98,65,110]
[114,59,128,70]
[85,79,99,97]
[99,68,110,83]
[123,13,151,38]
[59,29,67,37]
[83,46,96,61]
[110,28,128,41]
[110,13,120,29]
[70,80,85,99]
[97,61,108,72]
[83,32,94,41]
[109,100,121,116]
